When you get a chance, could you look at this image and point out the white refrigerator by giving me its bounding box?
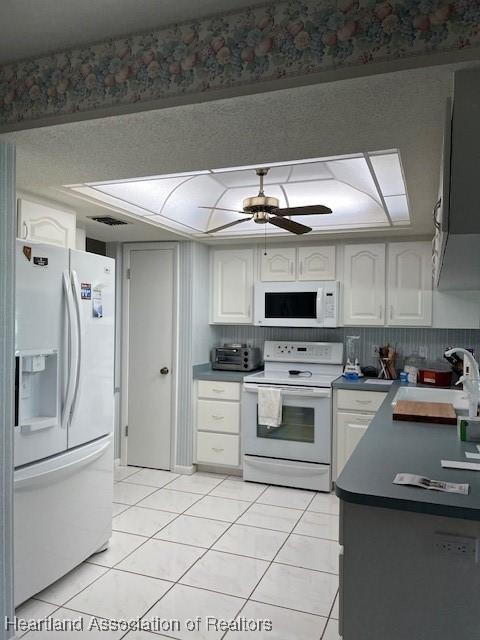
[14,240,115,605]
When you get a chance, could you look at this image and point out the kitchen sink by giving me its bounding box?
[391,386,470,412]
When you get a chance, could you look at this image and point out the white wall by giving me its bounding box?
[192,242,215,364]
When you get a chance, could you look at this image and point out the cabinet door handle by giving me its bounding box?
[212,447,224,453]
[22,221,28,239]
[211,415,224,420]
[379,305,383,320]
[390,305,394,321]
[355,399,372,405]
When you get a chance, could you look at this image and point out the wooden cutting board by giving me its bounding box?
[393,400,457,425]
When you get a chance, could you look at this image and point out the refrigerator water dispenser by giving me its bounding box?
[16,349,59,432]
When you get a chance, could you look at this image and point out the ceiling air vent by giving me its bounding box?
[89,216,128,226]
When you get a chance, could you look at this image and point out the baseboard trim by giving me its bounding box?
[173,464,196,475]
[197,464,242,477]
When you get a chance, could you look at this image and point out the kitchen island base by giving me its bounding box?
[339,499,480,640]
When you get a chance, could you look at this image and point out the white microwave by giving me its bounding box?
[254,281,340,327]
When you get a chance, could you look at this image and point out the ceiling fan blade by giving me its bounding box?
[198,206,246,214]
[207,218,252,234]
[276,205,332,216]
[269,216,312,235]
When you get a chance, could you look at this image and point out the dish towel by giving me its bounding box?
[258,387,283,428]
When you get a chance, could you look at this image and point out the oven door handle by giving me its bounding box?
[244,384,331,398]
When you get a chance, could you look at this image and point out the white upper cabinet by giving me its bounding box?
[343,244,386,326]
[387,241,432,326]
[261,247,296,281]
[260,245,336,282]
[17,197,76,249]
[211,249,254,324]
[298,246,336,281]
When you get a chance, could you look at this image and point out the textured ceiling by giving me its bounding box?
[0,0,266,64]
[1,63,467,242]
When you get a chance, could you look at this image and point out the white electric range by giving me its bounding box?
[242,341,343,492]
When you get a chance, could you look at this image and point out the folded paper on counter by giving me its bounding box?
[393,472,469,495]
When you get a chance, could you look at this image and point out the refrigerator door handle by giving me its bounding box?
[15,439,111,490]
[62,271,78,428]
[70,270,84,423]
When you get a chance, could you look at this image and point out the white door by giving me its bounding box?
[127,247,174,469]
[343,244,386,325]
[261,247,296,281]
[336,411,372,476]
[211,248,254,324]
[298,246,336,280]
[68,250,115,448]
[387,242,433,326]
[17,198,76,249]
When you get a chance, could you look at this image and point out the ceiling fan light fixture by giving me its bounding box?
[253,211,269,223]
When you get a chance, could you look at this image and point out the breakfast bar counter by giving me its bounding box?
[335,380,480,520]
[335,381,480,640]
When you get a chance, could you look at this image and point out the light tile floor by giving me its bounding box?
[18,467,341,639]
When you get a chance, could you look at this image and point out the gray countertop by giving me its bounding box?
[335,381,480,521]
[332,376,397,392]
[193,363,263,383]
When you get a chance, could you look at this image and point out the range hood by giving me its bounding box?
[435,69,480,290]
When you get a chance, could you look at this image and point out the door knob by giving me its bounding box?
[160,367,169,375]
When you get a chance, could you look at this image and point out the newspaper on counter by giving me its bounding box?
[393,473,470,495]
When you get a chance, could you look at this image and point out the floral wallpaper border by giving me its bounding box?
[0,0,479,127]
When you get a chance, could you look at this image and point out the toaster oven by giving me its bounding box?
[211,345,262,371]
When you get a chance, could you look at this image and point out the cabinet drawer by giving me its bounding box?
[197,380,240,401]
[196,432,239,467]
[197,400,240,434]
[336,390,387,412]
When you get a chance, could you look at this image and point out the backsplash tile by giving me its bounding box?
[211,326,480,369]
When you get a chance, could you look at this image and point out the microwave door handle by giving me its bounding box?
[316,287,324,323]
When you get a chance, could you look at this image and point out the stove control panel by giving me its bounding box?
[263,341,343,364]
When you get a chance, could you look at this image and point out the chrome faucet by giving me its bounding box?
[444,348,480,418]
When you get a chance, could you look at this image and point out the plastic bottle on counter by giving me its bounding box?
[403,353,425,385]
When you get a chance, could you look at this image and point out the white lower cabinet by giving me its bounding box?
[195,380,241,468]
[197,432,239,467]
[336,411,373,477]
[335,390,388,478]
[197,400,240,434]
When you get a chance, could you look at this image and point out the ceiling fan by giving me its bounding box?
[199,168,333,234]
